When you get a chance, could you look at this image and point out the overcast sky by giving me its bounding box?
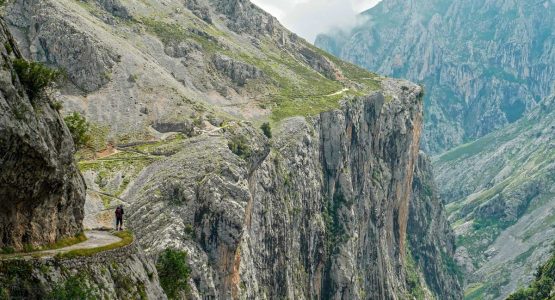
[251,0,382,42]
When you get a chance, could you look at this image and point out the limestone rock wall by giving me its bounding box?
[0,18,85,250]
[408,153,463,299]
[123,80,461,299]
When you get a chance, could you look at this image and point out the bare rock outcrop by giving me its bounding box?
[5,0,117,92]
[122,82,457,299]
[0,19,85,250]
[408,153,463,299]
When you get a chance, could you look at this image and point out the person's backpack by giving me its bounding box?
[115,207,123,217]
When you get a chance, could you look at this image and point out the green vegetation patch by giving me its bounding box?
[438,131,510,163]
[32,232,87,253]
[57,231,133,259]
[260,122,272,138]
[156,248,191,299]
[12,58,63,100]
[464,282,486,300]
[46,275,96,300]
[79,151,155,201]
[228,135,251,159]
[64,112,91,148]
[508,246,555,300]
[456,216,513,268]
[131,134,185,155]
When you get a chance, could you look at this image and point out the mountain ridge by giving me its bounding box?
[316,0,555,153]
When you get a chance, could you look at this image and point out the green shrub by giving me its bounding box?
[156,248,191,299]
[260,122,272,139]
[64,112,91,148]
[184,224,195,239]
[508,248,555,299]
[4,42,12,55]
[50,100,63,111]
[0,246,15,254]
[46,275,95,300]
[228,135,251,159]
[12,58,62,100]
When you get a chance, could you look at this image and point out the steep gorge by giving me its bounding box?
[435,94,555,299]
[124,84,462,299]
[0,0,462,298]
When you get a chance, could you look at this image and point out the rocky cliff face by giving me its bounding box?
[434,94,555,299]
[0,19,85,250]
[121,82,462,299]
[316,0,555,153]
[408,153,462,299]
[0,18,167,299]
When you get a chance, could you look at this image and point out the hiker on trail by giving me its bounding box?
[115,205,124,231]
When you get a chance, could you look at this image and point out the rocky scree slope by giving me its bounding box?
[5,0,382,142]
[2,0,462,298]
[316,0,555,153]
[434,94,555,299]
[0,18,85,251]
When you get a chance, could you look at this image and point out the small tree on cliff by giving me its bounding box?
[261,122,272,139]
[12,58,63,101]
[64,112,90,148]
[156,248,191,299]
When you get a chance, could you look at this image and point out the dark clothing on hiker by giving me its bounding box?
[115,207,124,218]
[115,206,124,230]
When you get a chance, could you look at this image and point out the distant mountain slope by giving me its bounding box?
[434,94,555,299]
[316,0,555,153]
[6,0,382,142]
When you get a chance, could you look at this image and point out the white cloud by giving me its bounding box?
[251,0,382,42]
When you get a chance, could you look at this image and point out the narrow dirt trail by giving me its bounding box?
[0,230,121,259]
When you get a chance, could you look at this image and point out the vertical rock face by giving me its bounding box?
[315,0,555,153]
[408,153,462,299]
[243,85,423,300]
[124,81,463,299]
[0,19,85,250]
